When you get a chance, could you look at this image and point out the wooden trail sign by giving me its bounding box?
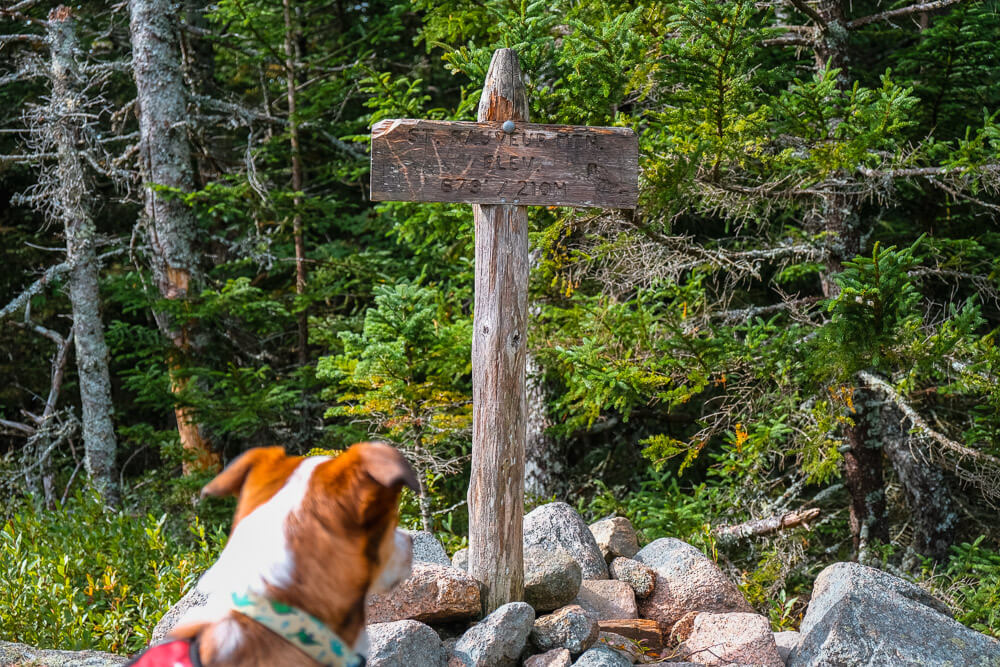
[369,48,638,615]
[371,119,638,208]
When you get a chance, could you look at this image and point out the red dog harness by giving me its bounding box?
[125,639,202,667]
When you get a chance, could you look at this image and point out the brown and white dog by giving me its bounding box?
[143,442,418,667]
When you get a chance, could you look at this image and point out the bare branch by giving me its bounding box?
[786,0,828,28]
[762,34,815,47]
[0,33,47,45]
[846,0,965,29]
[0,152,58,163]
[1,248,127,321]
[714,507,821,544]
[0,418,35,435]
[713,297,820,324]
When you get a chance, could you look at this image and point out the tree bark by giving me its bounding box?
[47,6,119,504]
[880,403,956,560]
[805,0,889,555]
[129,0,218,472]
[468,48,529,615]
[283,0,308,371]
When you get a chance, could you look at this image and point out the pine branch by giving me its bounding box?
[846,0,966,29]
[714,507,821,543]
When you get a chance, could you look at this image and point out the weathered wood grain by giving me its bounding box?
[467,48,529,615]
[371,119,638,208]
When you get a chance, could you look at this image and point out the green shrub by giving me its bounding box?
[0,490,225,654]
[926,537,1000,637]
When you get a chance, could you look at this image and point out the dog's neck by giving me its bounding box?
[227,590,365,667]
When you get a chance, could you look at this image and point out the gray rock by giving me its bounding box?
[571,580,637,621]
[633,538,751,627]
[588,518,639,563]
[773,630,800,662]
[367,620,443,667]
[571,645,633,666]
[524,503,608,580]
[525,545,584,612]
[532,604,600,655]
[800,561,951,635]
[450,602,535,667]
[150,586,207,642]
[608,557,655,599]
[452,547,469,571]
[402,529,452,567]
[789,564,1000,666]
[0,641,127,666]
[524,648,573,667]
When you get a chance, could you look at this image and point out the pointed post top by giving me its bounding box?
[478,48,529,124]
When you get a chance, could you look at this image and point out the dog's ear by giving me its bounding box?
[357,442,419,492]
[201,446,287,498]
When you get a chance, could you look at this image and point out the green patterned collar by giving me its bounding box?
[229,590,365,667]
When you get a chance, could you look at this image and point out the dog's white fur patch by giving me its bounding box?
[370,529,413,594]
[177,457,330,636]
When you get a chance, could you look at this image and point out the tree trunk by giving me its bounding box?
[283,0,310,443]
[525,353,563,498]
[47,6,119,504]
[129,0,217,473]
[880,403,956,560]
[468,48,529,615]
[810,0,889,555]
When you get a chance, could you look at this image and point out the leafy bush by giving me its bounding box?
[0,491,225,654]
[926,537,1000,637]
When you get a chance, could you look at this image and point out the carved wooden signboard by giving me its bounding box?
[371,119,638,208]
[369,48,639,617]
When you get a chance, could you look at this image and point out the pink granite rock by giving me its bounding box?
[572,579,637,621]
[366,562,481,624]
[523,648,572,667]
[589,517,640,563]
[634,538,752,626]
[680,612,783,666]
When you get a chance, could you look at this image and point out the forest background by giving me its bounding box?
[2,0,1000,654]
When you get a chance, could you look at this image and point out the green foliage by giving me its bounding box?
[928,537,1000,637]
[0,491,225,653]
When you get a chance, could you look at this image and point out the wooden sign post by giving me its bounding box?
[371,48,638,614]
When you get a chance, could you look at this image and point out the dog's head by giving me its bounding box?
[178,443,418,659]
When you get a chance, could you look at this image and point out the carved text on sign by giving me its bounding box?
[371,119,638,208]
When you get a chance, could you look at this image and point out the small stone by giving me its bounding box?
[596,631,644,663]
[366,562,481,624]
[525,545,583,612]
[633,538,751,627]
[669,611,701,645]
[608,558,656,599]
[450,602,535,667]
[524,648,573,667]
[366,620,443,667]
[680,612,783,667]
[532,604,600,655]
[402,529,451,567]
[571,580,637,621]
[588,518,639,563]
[524,503,608,580]
[452,547,469,571]
[773,630,800,662]
[571,645,633,666]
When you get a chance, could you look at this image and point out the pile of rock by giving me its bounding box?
[359,502,1000,666]
[36,501,999,666]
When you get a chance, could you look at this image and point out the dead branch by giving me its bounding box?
[712,296,820,324]
[786,0,828,28]
[714,507,821,544]
[0,33,46,45]
[846,0,966,29]
[1,248,126,321]
[858,370,1000,502]
[762,34,815,47]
